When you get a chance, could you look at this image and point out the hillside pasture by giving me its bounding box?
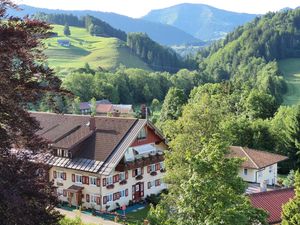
[279,58,300,105]
[44,25,151,71]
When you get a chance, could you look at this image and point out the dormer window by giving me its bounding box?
[137,127,147,140]
[56,149,69,158]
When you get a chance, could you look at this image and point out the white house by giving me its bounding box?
[229,146,288,186]
[32,112,167,211]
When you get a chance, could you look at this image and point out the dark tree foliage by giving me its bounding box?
[0,1,64,224]
[63,22,70,36]
[127,32,189,73]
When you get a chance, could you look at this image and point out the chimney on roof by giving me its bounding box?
[89,116,96,131]
[112,109,121,117]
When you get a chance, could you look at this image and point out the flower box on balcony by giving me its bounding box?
[106,184,114,189]
[119,180,127,185]
[160,168,166,173]
[150,171,157,176]
[135,175,143,181]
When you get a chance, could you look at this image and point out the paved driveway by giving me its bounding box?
[57,208,121,225]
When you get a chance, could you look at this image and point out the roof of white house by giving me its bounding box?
[228,146,288,169]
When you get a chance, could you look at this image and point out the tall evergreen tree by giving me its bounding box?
[63,23,71,36]
[282,171,300,225]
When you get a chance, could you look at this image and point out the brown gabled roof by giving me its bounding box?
[250,188,295,224]
[75,117,137,162]
[96,104,113,113]
[31,112,137,162]
[229,146,288,169]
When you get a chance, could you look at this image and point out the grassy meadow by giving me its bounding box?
[279,58,300,105]
[44,25,151,71]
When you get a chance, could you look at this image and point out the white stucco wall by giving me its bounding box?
[238,163,278,185]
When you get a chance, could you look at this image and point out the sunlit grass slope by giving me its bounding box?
[279,58,300,105]
[44,25,151,70]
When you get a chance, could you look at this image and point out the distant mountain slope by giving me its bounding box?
[9,5,200,45]
[142,3,258,40]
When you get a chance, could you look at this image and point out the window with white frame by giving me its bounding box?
[137,127,147,140]
[149,180,155,189]
[160,162,164,170]
[57,171,64,180]
[119,172,125,181]
[75,174,82,184]
[90,194,98,204]
[57,188,63,196]
[134,168,142,176]
[244,168,248,176]
[120,189,126,198]
[57,149,62,157]
[107,176,113,185]
[107,193,113,202]
[90,177,97,186]
[269,165,273,173]
[63,150,69,158]
[150,164,156,172]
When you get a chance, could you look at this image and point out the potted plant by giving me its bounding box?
[119,179,127,185]
[106,184,115,189]
[135,174,143,180]
[150,171,157,176]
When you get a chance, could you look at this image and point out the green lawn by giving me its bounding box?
[121,205,150,224]
[44,25,151,71]
[279,58,300,105]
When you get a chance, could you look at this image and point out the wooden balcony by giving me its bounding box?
[115,153,164,172]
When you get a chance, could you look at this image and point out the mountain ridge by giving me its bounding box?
[9,5,200,46]
[142,3,258,40]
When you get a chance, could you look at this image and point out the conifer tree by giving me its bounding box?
[63,23,71,36]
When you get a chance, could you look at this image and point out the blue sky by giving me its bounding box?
[16,0,300,18]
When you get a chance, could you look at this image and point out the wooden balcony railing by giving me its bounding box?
[115,153,164,172]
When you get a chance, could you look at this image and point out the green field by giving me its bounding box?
[279,58,300,105]
[44,25,151,71]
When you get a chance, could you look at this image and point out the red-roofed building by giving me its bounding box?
[249,188,295,224]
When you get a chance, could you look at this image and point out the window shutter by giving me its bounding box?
[103,178,107,186]
[72,174,75,182]
[125,171,128,180]
[82,176,86,184]
[96,196,101,205]
[86,176,89,185]
[148,182,151,189]
[63,172,67,180]
[96,178,101,187]
[113,193,116,201]
[86,194,90,202]
[147,166,151,173]
[158,179,161,186]
[155,163,160,171]
[53,171,57,179]
[116,174,119,182]
[125,189,128,197]
[141,183,144,197]
[63,190,67,197]
[141,167,144,175]
[103,196,107,204]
